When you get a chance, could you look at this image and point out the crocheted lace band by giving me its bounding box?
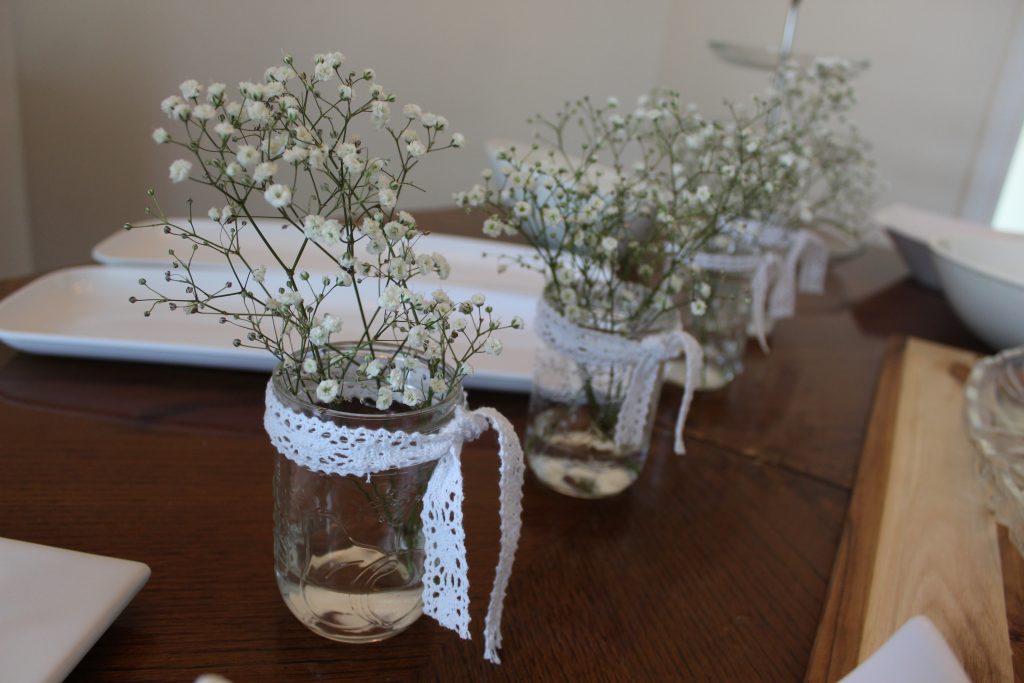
[264,381,525,664]
[533,297,703,455]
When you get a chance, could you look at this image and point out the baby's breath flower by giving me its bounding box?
[307,146,326,169]
[379,284,403,311]
[160,95,183,116]
[378,187,396,208]
[451,133,465,148]
[282,146,307,164]
[263,183,292,208]
[365,358,385,378]
[246,101,272,127]
[429,376,447,395]
[321,314,340,333]
[207,82,226,101]
[512,201,531,218]
[236,145,259,168]
[402,385,423,406]
[315,379,339,403]
[192,104,216,121]
[168,159,192,183]
[213,122,235,139]
[253,161,277,185]
[483,337,503,356]
[342,153,364,175]
[179,79,201,99]
[319,219,341,245]
[371,100,390,129]
[152,128,169,144]
[278,289,302,307]
[376,387,393,410]
[308,325,329,346]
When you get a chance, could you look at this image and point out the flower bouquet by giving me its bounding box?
[133,51,523,663]
[461,96,722,498]
[635,89,792,388]
[755,57,882,322]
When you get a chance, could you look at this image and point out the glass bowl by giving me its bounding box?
[965,345,1024,556]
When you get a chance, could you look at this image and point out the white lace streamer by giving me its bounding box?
[533,297,703,455]
[263,382,525,664]
[692,251,780,353]
[756,225,828,320]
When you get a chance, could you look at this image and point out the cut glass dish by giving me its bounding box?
[965,345,1024,556]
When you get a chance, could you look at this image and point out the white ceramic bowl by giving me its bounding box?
[930,234,1024,350]
[876,203,1000,291]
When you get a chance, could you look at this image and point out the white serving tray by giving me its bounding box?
[93,217,544,297]
[0,265,539,392]
[0,537,150,683]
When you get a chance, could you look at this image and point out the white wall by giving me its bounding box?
[0,0,33,277]
[7,0,1024,272]
[10,0,673,271]
[657,0,1024,219]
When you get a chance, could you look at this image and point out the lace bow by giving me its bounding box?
[533,297,703,455]
[263,382,525,664]
[757,225,828,320]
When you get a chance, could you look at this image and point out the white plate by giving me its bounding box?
[0,265,539,392]
[93,218,545,297]
[0,537,150,683]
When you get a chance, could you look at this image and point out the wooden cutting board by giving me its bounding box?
[806,337,1017,682]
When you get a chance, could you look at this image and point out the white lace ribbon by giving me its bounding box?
[757,225,828,320]
[534,297,703,455]
[692,251,779,353]
[263,382,525,664]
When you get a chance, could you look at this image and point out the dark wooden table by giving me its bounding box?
[0,210,1016,681]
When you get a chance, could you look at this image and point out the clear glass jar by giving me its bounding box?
[525,296,670,499]
[271,358,461,643]
[683,269,753,391]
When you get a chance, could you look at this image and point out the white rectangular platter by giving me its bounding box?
[93,217,545,297]
[0,264,539,393]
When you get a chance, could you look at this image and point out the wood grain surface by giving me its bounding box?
[0,210,1019,681]
[808,338,1014,682]
[804,337,908,682]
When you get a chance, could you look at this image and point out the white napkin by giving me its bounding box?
[839,615,972,683]
[0,537,150,683]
